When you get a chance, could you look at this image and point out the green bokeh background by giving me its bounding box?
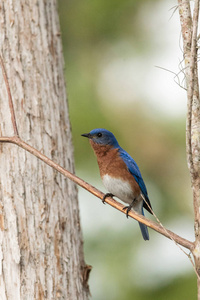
[58,0,196,299]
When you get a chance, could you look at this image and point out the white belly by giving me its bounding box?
[102,174,134,205]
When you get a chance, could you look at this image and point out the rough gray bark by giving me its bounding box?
[0,1,89,299]
[178,0,200,299]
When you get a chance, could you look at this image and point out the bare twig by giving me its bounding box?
[169,4,179,21]
[0,54,19,136]
[155,64,187,90]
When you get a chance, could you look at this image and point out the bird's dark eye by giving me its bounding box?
[97,132,102,137]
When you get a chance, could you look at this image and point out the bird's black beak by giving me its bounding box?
[81,133,92,139]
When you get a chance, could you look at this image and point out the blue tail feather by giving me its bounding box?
[138,222,149,241]
[138,206,149,241]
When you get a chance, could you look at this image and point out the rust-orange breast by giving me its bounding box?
[90,140,140,196]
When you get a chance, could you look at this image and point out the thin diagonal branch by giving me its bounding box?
[0,135,194,251]
[0,55,19,136]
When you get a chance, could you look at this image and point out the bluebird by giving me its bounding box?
[81,128,153,241]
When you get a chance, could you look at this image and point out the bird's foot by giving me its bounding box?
[122,205,132,218]
[102,193,114,204]
[122,199,136,218]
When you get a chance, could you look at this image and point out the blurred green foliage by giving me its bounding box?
[58,0,195,299]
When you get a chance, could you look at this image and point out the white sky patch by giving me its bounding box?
[97,0,188,118]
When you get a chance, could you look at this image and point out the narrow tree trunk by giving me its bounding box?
[178,0,200,299]
[0,1,89,299]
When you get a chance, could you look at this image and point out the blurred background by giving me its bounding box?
[58,0,196,299]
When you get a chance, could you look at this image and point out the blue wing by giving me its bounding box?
[119,148,152,213]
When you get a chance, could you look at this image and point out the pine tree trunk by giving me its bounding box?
[0,1,89,299]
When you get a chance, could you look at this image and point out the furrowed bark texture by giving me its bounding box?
[0,1,89,299]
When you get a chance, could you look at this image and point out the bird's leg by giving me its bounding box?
[122,199,135,218]
[102,193,114,204]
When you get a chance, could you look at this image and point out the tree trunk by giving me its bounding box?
[0,1,89,299]
[178,0,200,298]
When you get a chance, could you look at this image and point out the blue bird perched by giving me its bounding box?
[81,128,153,241]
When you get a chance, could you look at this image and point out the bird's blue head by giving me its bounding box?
[81,128,119,148]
